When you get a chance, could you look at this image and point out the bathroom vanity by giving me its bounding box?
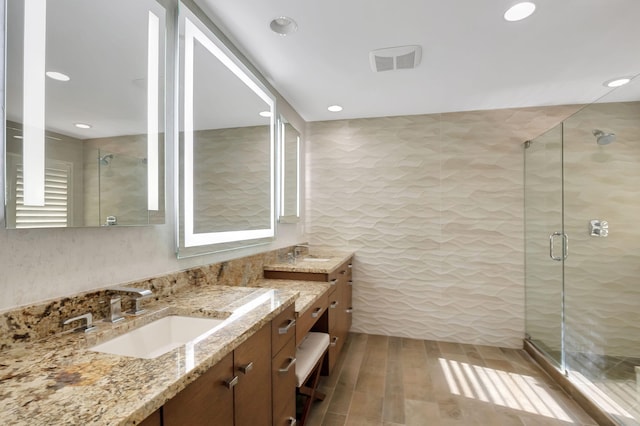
[0,249,354,425]
[263,253,354,375]
[0,286,297,425]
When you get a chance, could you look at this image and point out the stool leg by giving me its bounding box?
[299,357,325,426]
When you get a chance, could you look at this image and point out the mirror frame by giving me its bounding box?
[179,3,276,249]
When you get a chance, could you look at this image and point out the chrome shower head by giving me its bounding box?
[593,129,616,145]
[99,153,114,165]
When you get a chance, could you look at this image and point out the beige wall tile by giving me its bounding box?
[308,105,576,347]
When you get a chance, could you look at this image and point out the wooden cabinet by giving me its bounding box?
[164,351,234,426]
[319,259,352,374]
[295,290,329,346]
[265,257,353,376]
[139,409,161,426]
[235,324,272,426]
[271,304,296,426]
[163,323,272,426]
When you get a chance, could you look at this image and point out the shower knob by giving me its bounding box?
[589,219,608,237]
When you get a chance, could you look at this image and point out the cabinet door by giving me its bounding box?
[235,324,272,426]
[343,274,353,333]
[338,259,353,341]
[272,337,296,426]
[139,409,161,426]
[163,352,234,426]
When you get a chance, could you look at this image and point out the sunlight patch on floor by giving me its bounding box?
[439,357,574,422]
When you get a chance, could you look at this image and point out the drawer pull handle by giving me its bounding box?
[346,308,353,314]
[330,301,339,309]
[340,270,347,275]
[224,376,239,389]
[311,307,322,318]
[288,417,297,426]
[348,280,353,286]
[330,336,339,347]
[239,362,253,374]
[329,279,337,286]
[348,263,352,269]
[279,357,297,373]
[279,318,296,334]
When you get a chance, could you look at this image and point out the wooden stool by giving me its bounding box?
[295,332,330,425]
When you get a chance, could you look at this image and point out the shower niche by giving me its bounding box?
[524,76,640,424]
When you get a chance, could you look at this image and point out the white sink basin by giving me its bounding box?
[90,316,226,359]
[303,257,331,262]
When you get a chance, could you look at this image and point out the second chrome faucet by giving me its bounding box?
[106,287,153,322]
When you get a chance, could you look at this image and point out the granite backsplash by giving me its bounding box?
[0,246,298,350]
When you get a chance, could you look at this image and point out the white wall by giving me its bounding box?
[0,4,306,312]
[306,107,578,348]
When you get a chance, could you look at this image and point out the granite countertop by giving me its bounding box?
[252,279,331,314]
[263,251,353,274]
[0,285,297,425]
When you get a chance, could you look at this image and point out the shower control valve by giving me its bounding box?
[590,219,608,237]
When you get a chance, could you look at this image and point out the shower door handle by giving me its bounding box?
[549,232,568,261]
[549,232,562,261]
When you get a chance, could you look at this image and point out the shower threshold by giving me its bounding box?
[524,339,639,426]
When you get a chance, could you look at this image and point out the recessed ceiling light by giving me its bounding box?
[259,111,272,118]
[504,2,536,22]
[270,16,297,35]
[604,77,631,88]
[327,105,343,112]
[46,71,70,81]
[74,123,92,129]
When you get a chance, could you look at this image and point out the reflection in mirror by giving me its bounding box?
[178,3,275,255]
[4,0,166,228]
[280,116,300,223]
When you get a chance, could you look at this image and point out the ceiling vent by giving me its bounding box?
[369,45,422,72]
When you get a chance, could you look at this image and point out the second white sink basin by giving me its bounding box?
[90,316,226,359]
[302,257,331,262]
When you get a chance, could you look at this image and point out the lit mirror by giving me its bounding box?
[177,3,275,256]
[4,0,166,228]
[279,116,300,223]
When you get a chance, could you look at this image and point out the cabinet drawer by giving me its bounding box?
[235,324,272,426]
[271,304,296,357]
[296,290,329,346]
[272,337,296,426]
[139,409,161,426]
[164,351,234,426]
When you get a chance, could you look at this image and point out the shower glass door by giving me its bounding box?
[562,93,640,424]
[524,124,564,367]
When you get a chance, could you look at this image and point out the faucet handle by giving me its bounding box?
[107,297,125,323]
[107,287,153,315]
[128,296,148,315]
[63,313,96,333]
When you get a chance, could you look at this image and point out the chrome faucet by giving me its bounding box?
[293,244,310,259]
[63,313,96,333]
[108,287,153,315]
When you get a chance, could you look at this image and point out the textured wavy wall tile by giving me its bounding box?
[307,106,577,348]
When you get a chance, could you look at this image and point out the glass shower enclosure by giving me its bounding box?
[525,77,640,425]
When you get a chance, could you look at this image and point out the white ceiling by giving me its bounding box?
[195,0,640,122]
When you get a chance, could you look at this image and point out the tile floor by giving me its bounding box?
[304,333,598,426]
